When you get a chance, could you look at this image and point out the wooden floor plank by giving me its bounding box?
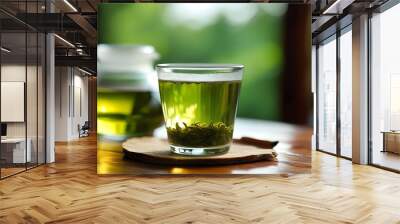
[0,133,400,223]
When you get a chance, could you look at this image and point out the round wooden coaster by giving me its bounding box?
[122,137,277,166]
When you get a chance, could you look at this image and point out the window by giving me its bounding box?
[370,2,400,171]
[317,36,337,154]
[316,26,353,159]
[0,2,47,179]
[339,28,352,158]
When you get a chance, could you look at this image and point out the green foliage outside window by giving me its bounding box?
[98,3,285,120]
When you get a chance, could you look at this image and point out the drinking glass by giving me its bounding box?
[156,64,243,156]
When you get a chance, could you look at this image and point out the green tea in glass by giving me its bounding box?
[157,64,243,156]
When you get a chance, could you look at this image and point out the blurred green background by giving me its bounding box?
[98,3,287,120]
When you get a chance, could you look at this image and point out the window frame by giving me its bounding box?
[314,20,353,160]
[367,0,400,173]
[0,1,48,180]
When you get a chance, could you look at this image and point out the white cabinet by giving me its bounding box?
[1,138,32,163]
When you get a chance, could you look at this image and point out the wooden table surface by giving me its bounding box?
[2,121,400,223]
[97,118,312,175]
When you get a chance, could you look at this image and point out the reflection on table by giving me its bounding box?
[98,118,312,175]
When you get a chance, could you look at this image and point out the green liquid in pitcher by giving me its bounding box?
[159,80,241,149]
[97,89,163,141]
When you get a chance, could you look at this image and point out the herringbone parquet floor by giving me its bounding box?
[1,134,400,224]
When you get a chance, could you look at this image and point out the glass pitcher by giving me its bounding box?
[97,44,163,141]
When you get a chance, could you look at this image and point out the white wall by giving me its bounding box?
[55,66,69,141]
[1,64,46,163]
[54,67,89,141]
[1,65,38,138]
